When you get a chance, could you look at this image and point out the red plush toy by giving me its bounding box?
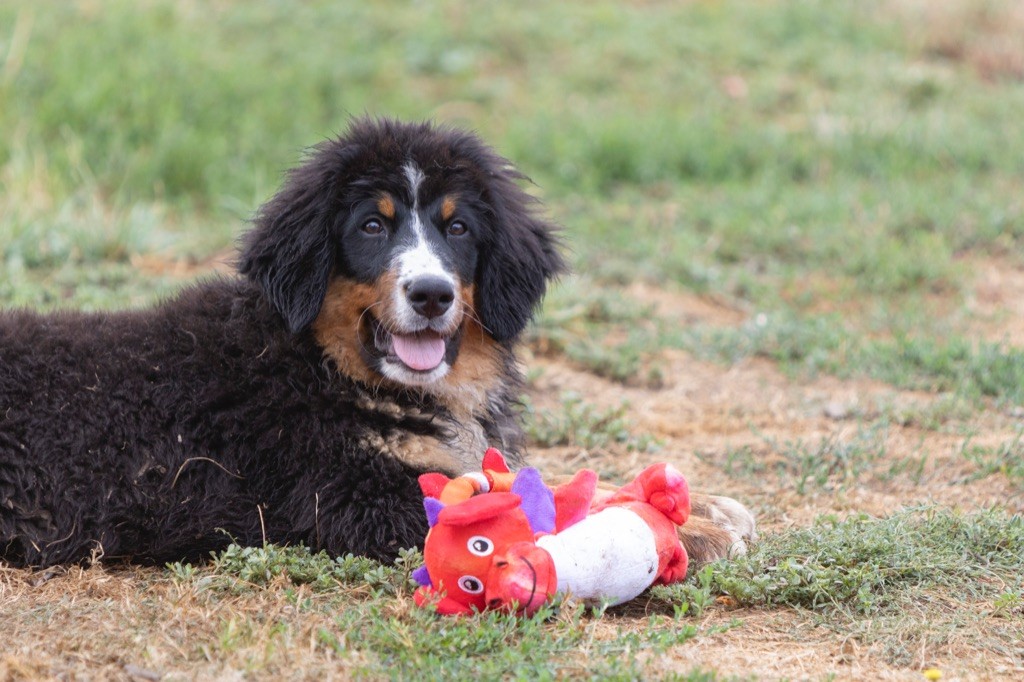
[412,449,690,615]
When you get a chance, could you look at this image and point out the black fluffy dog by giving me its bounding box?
[1,119,564,566]
[1,118,754,568]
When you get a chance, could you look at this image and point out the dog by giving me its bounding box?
[0,118,753,568]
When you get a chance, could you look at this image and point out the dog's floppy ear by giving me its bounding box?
[239,146,344,333]
[477,170,566,342]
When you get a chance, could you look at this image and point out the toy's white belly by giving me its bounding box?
[537,507,658,606]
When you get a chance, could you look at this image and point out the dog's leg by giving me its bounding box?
[680,492,757,569]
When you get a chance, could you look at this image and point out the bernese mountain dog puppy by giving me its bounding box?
[0,118,753,568]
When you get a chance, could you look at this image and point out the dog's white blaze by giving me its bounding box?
[397,214,448,281]
[393,162,458,332]
[403,162,426,206]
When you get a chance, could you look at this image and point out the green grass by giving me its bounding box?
[697,422,936,494]
[157,508,1023,675]
[705,508,1024,615]
[694,508,1024,666]
[682,315,1024,406]
[959,430,1024,486]
[522,393,660,457]
[165,543,726,680]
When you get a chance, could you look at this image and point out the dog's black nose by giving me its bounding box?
[407,276,455,319]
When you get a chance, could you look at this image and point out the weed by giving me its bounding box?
[649,564,719,619]
[762,423,889,495]
[696,444,769,482]
[991,590,1023,618]
[522,393,659,454]
[959,430,1024,486]
[706,508,1024,615]
[179,543,418,594]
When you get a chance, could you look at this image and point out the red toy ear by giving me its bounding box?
[438,492,522,527]
[419,473,451,498]
[482,448,510,473]
[414,586,476,615]
[553,469,598,531]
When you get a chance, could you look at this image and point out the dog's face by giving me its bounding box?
[240,118,565,393]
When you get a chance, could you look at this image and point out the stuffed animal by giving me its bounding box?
[412,449,690,615]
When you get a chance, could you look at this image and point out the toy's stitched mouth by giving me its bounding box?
[366,314,462,374]
[522,556,539,611]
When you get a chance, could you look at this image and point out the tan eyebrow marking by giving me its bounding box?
[377,194,396,219]
[441,195,457,222]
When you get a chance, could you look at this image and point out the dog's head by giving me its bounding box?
[239,118,565,390]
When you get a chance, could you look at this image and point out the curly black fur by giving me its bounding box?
[0,118,566,567]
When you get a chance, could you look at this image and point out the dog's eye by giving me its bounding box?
[447,221,467,237]
[458,575,484,594]
[362,219,384,235]
[467,535,493,557]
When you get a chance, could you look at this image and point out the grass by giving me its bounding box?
[959,430,1024,486]
[697,423,936,495]
[3,0,1024,678]
[680,313,1024,405]
[9,510,1017,678]
[9,543,724,680]
[522,393,660,457]
[706,508,1024,615]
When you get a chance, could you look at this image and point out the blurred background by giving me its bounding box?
[2,1,1021,317]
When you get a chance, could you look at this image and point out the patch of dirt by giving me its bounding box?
[624,281,748,327]
[966,257,1024,346]
[526,347,1024,532]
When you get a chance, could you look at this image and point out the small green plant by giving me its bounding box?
[696,444,769,483]
[191,543,418,594]
[522,392,659,453]
[960,430,1024,486]
[991,590,1023,618]
[764,424,888,495]
[649,564,718,618]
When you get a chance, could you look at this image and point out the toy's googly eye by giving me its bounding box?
[458,575,484,594]
[467,535,493,557]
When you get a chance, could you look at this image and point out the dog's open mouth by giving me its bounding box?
[369,315,459,374]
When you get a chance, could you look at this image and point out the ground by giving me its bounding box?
[2,261,1021,681]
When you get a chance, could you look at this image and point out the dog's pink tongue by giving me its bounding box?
[392,333,446,371]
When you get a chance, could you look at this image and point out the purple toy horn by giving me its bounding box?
[511,468,555,534]
[424,497,444,528]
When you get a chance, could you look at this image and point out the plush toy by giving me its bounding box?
[412,449,690,615]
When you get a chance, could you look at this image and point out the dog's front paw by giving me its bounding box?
[678,493,758,569]
[702,494,758,555]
